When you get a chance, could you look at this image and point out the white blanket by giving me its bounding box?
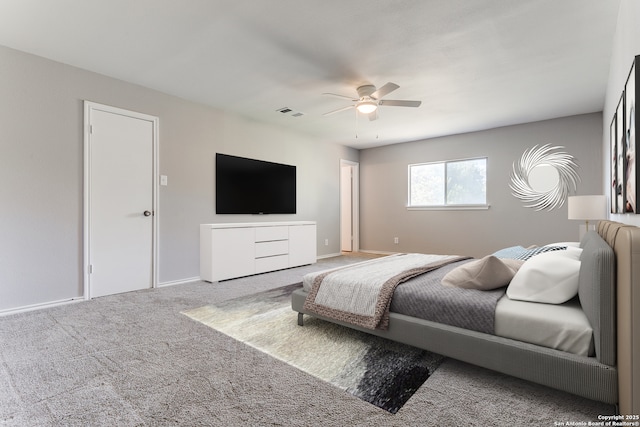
[303,254,464,330]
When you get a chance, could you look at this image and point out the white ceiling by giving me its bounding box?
[0,0,621,149]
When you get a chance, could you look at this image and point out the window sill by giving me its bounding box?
[407,204,491,211]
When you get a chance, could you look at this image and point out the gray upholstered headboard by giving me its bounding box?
[596,220,640,415]
[578,230,615,366]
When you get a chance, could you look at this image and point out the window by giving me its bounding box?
[408,157,487,209]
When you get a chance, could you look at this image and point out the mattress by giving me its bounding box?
[494,295,594,356]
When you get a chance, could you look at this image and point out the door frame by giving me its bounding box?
[340,159,359,252]
[83,101,159,299]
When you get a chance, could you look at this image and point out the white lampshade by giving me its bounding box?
[356,101,377,114]
[568,195,607,238]
[567,195,607,221]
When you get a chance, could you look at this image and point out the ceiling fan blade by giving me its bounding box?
[322,92,357,101]
[370,82,399,100]
[378,99,422,107]
[322,105,355,116]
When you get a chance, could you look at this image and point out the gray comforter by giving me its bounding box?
[390,259,505,334]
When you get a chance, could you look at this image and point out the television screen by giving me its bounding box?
[216,153,296,214]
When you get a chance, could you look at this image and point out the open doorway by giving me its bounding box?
[340,159,359,252]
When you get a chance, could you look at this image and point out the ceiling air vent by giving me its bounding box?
[276,107,305,118]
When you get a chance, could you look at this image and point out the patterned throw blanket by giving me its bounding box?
[303,254,470,330]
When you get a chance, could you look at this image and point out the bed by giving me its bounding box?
[291,220,640,414]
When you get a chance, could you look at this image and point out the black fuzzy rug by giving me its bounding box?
[183,283,444,413]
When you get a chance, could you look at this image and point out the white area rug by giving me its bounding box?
[182,283,444,413]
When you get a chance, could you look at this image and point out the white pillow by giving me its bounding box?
[506,246,582,304]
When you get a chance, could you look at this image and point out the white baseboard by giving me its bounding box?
[317,252,342,259]
[317,250,397,260]
[0,297,85,317]
[358,249,397,255]
[0,278,202,316]
[157,277,201,287]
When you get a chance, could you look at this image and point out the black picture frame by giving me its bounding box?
[616,93,626,213]
[624,56,638,213]
[611,113,617,213]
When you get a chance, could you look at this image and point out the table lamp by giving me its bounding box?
[567,195,607,231]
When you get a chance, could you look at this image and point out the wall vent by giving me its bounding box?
[276,107,305,118]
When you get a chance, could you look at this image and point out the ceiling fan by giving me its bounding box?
[322,82,421,120]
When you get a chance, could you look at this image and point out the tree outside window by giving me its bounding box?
[409,158,487,207]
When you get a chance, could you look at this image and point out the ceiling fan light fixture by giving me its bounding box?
[356,101,377,114]
[323,82,419,118]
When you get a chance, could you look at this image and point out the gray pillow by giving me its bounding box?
[442,255,524,290]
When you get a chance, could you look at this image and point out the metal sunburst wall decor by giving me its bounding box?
[510,144,580,211]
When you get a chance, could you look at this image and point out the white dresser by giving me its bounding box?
[200,221,317,282]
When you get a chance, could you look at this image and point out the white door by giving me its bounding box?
[340,165,353,251]
[84,102,157,298]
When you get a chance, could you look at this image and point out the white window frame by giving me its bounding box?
[407,157,490,211]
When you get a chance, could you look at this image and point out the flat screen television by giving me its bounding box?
[216,153,296,214]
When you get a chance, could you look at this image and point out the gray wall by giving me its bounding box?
[3,0,630,312]
[359,113,603,258]
[0,45,357,311]
[603,0,640,227]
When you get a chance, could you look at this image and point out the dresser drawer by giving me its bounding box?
[255,240,289,258]
[255,226,288,242]
[255,254,289,273]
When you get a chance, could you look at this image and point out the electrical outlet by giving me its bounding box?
[324,239,329,246]
[394,237,399,244]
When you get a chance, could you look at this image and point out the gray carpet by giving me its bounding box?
[0,254,617,426]
[183,283,444,414]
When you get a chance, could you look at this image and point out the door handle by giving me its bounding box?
[143,211,152,217]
